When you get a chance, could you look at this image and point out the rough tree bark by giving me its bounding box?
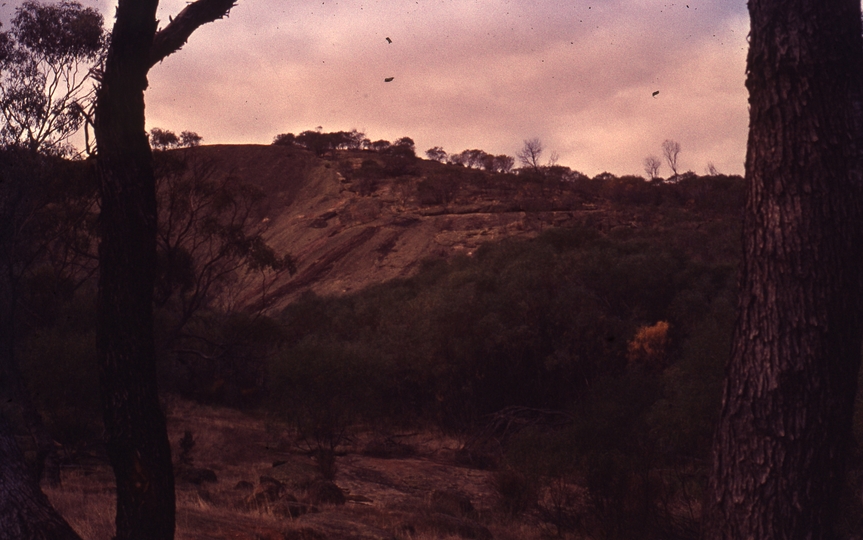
[94,1,236,539]
[0,414,81,540]
[702,1,863,539]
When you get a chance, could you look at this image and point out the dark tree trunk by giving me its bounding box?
[94,2,175,539]
[702,1,863,539]
[94,2,237,539]
[0,415,81,540]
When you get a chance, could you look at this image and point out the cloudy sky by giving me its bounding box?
[4,0,750,176]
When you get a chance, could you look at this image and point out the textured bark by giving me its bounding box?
[0,415,81,540]
[702,1,863,539]
[95,2,174,539]
[95,1,237,539]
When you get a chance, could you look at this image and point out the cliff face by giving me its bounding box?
[179,144,742,313]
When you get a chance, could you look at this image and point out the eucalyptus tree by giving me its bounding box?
[94,1,237,539]
[702,0,863,538]
[0,1,104,155]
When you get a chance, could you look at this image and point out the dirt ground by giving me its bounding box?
[44,398,558,540]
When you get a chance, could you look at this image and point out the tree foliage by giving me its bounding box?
[272,129,365,155]
[153,148,295,334]
[425,146,447,162]
[0,1,104,155]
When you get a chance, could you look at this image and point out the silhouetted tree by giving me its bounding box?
[386,136,416,158]
[425,146,447,162]
[493,154,515,173]
[479,151,496,171]
[272,132,295,146]
[153,149,294,336]
[643,155,661,180]
[179,130,202,147]
[517,138,543,171]
[0,3,104,534]
[704,161,719,176]
[149,127,201,151]
[0,1,104,155]
[94,1,237,539]
[295,130,330,156]
[702,0,863,538]
[460,148,486,169]
[661,139,680,177]
[369,139,391,152]
[394,136,415,151]
[448,152,466,166]
[338,129,365,150]
[149,127,179,150]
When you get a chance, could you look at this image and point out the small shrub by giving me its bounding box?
[627,321,672,369]
[492,468,537,516]
[178,430,195,466]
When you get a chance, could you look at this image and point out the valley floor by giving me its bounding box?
[44,398,564,540]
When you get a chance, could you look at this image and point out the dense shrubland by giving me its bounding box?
[266,225,737,537]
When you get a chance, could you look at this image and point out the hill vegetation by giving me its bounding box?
[5,131,863,537]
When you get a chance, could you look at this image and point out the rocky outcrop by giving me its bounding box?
[182,145,595,312]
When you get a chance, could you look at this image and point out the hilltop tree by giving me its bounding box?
[149,127,202,150]
[179,130,202,147]
[661,139,681,177]
[493,154,515,173]
[272,132,295,146]
[643,155,661,180]
[294,130,330,156]
[386,136,416,158]
[369,139,391,152]
[426,146,447,162]
[0,1,105,155]
[149,127,179,150]
[706,161,719,176]
[702,0,863,538]
[93,1,238,539]
[393,136,415,152]
[517,137,543,171]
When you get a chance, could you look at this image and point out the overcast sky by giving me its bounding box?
[3,0,750,176]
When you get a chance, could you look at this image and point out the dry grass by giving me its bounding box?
[43,397,582,540]
[44,468,115,540]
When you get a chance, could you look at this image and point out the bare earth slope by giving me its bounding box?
[183,145,636,312]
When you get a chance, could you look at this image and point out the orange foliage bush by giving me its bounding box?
[627,321,671,369]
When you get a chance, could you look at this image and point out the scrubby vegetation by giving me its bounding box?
[264,224,736,538]
[7,130,863,538]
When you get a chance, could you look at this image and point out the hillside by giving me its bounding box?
[178,144,744,312]
[24,145,775,539]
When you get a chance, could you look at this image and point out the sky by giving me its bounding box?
[2,0,750,177]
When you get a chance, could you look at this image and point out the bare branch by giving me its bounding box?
[661,139,681,177]
[149,0,237,67]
